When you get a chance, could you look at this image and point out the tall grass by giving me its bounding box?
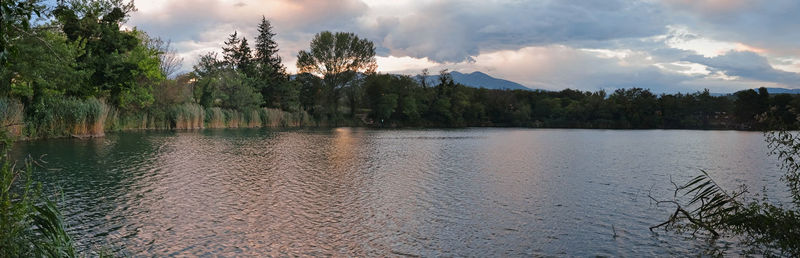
[169,103,204,129]
[69,99,108,137]
[0,98,24,138]
[226,110,241,128]
[15,98,316,139]
[244,109,260,128]
[205,107,225,128]
[111,111,158,130]
[205,107,282,128]
[26,98,109,138]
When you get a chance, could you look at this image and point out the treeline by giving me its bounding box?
[2,0,798,141]
[355,74,791,130]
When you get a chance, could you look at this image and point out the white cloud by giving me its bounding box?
[124,0,800,92]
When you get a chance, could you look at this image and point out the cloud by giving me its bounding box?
[662,0,756,15]
[683,51,800,86]
[661,0,800,55]
[364,0,668,62]
[385,45,710,93]
[121,0,800,92]
[129,0,368,72]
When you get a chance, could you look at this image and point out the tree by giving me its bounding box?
[417,68,430,88]
[2,29,86,106]
[191,50,261,110]
[0,0,45,96]
[0,0,44,62]
[236,37,254,75]
[296,31,376,117]
[295,72,325,117]
[252,16,296,109]
[147,37,184,78]
[254,16,285,79]
[734,88,770,128]
[118,32,163,110]
[52,0,153,109]
[221,31,242,70]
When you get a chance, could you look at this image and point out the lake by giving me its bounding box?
[13,128,788,256]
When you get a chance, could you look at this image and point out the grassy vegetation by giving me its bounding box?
[0,133,76,257]
[24,98,109,139]
[0,98,24,139]
[6,99,314,140]
[169,103,205,129]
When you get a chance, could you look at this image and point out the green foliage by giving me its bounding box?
[297,31,376,116]
[53,1,159,111]
[296,31,377,77]
[765,130,800,207]
[0,134,76,257]
[0,0,44,67]
[1,28,86,100]
[734,88,771,129]
[374,94,398,123]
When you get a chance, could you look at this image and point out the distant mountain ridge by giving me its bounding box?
[421,71,532,90]
[449,71,531,90]
[764,88,800,94]
[712,88,800,96]
[297,71,800,95]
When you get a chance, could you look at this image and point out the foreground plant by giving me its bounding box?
[0,131,76,257]
[651,129,800,256]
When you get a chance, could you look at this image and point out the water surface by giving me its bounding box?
[15,128,787,256]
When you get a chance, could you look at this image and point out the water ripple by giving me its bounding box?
[11,128,788,256]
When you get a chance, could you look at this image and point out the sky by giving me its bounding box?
[124,0,800,93]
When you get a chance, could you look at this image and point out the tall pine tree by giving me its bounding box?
[254,16,293,109]
[254,16,285,80]
[222,31,241,69]
[237,37,254,76]
[221,31,254,75]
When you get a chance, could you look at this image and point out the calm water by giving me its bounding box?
[13,128,789,256]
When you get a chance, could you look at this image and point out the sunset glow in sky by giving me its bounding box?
[127,0,800,92]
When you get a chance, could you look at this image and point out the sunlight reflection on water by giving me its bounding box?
[15,128,787,256]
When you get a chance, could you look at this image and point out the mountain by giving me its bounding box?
[448,71,531,90]
[292,71,534,90]
[419,71,532,90]
[764,87,800,94]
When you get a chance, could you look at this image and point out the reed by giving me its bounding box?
[24,97,110,138]
[205,107,225,128]
[70,98,108,137]
[13,98,317,139]
[169,103,205,129]
[260,108,283,127]
[0,98,24,138]
[244,109,261,128]
[226,109,240,128]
